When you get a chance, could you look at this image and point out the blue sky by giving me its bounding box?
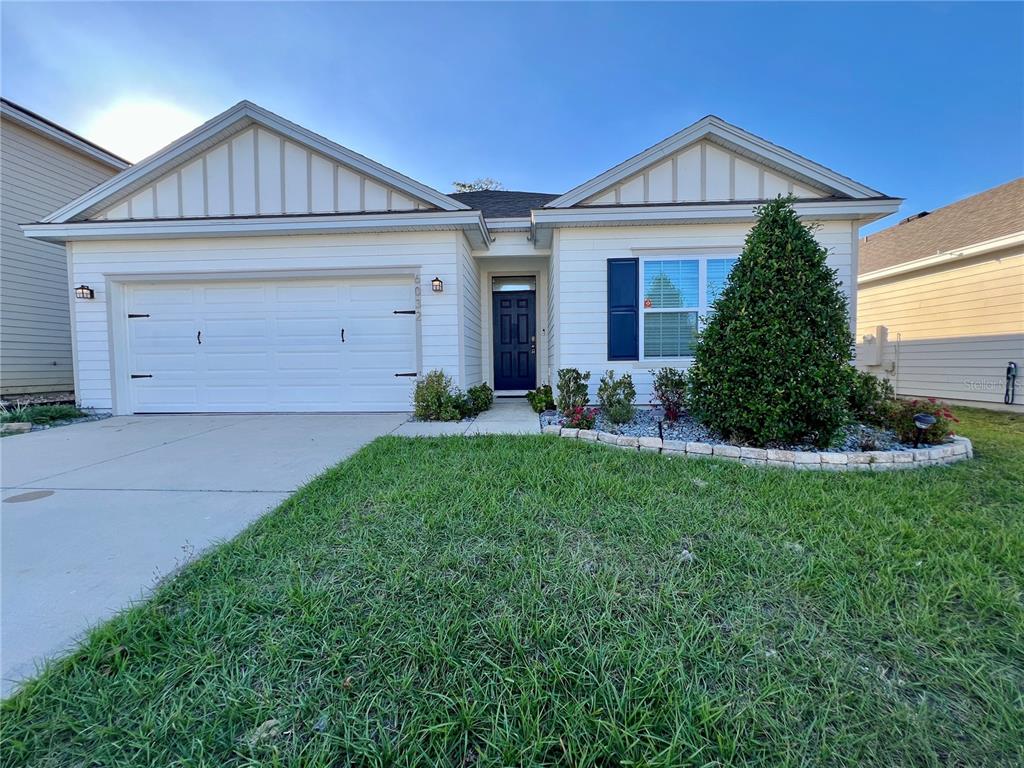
[2,1,1021,233]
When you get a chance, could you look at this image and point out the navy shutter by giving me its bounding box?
[607,258,639,361]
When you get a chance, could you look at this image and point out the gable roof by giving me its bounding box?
[42,100,468,223]
[450,190,559,219]
[0,97,130,170]
[859,178,1023,274]
[546,115,885,208]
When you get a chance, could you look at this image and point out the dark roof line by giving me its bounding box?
[1,97,131,166]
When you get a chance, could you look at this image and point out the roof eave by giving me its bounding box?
[23,209,491,249]
[0,99,130,171]
[530,198,903,247]
[859,230,1024,284]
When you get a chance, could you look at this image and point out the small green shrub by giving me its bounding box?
[1,404,84,424]
[464,383,494,416]
[525,385,556,414]
[651,367,689,421]
[413,370,464,421]
[564,406,597,430]
[597,370,636,425]
[688,198,854,448]
[848,368,895,426]
[883,397,959,444]
[556,368,590,415]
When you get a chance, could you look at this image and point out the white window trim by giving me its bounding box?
[638,252,738,362]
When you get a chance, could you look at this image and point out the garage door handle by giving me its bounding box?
[395,372,417,377]
[340,328,345,343]
[197,330,202,345]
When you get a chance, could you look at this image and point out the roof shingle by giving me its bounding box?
[859,178,1023,274]
[449,190,560,219]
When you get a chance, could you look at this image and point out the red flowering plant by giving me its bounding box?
[883,396,959,445]
[564,406,597,430]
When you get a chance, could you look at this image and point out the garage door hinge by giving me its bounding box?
[128,313,150,319]
[393,309,416,315]
[130,374,153,379]
[394,372,418,377]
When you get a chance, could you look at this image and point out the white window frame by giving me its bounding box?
[638,252,738,362]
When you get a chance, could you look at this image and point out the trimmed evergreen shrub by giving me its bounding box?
[688,198,855,447]
[651,367,689,421]
[525,385,556,414]
[556,368,590,414]
[848,368,895,426]
[597,370,636,424]
[464,383,494,416]
[413,370,464,421]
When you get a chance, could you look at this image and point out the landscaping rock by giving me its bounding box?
[542,424,560,435]
[561,428,580,439]
[615,435,640,449]
[712,444,741,460]
[686,442,713,455]
[0,422,31,435]
[740,447,768,460]
[577,429,598,441]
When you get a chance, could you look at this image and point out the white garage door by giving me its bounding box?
[126,277,417,413]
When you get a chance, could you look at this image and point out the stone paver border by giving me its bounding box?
[541,425,973,470]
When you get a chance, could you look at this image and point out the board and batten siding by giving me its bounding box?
[68,231,465,412]
[0,118,121,394]
[457,233,483,387]
[581,141,828,206]
[553,220,857,403]
[93,127,433,221]
[856,245,1024,408]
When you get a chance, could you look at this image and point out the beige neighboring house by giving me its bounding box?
[857,178,1023,410]
[1,98,129,396]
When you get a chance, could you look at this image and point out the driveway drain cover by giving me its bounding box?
[2,490,55,503]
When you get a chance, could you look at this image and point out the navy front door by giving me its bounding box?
[492,290,536,390]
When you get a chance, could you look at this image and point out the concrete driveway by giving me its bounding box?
[0,413,406,696]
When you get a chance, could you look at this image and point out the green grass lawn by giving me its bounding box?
[2,409,1021,766]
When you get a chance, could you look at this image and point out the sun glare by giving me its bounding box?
[81,98,206,162]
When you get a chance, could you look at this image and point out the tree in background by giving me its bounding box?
[688,198,854,447]
[452,178,505,192]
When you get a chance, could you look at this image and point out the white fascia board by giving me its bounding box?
[546,116,883,208]
[1,101,130,171]
[858,230,1024,285]
[533,198,902,226]
[43,101,467,224]
[23,210,491,248]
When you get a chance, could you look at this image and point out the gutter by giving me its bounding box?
[22,210,492,249]
[858,231,1024,285]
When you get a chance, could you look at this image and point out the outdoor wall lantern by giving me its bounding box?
[912,413,936,448]
[431,276,444,293]
[75,285,95,300]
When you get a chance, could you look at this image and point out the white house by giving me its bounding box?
[1,98,129,396]
[23,101,900,414]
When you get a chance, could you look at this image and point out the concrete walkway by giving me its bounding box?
[392,397,539,436]
[0,413,406,696]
